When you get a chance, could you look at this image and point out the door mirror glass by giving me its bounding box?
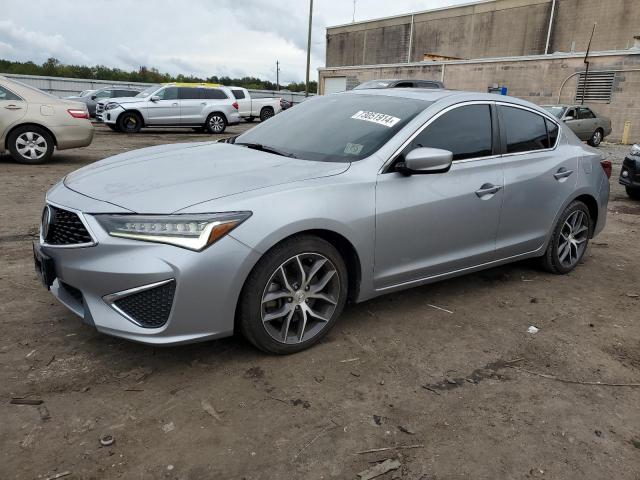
[150,95,160,102]
[398,147,453,175]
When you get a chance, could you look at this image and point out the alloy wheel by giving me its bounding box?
[261,253,340,344]
[209,116,225,133]
[16,132,47,160]
[557,210,589,268]
[123,115,138,131]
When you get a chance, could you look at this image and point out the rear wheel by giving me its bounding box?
[7,126,54,164]
[205,113,227,134]
[588,128,603,147]
[626,186,640,200]
[540,201,591,274]
[260,107,274,122]
[238,235,348,354]
[117,111,143,133]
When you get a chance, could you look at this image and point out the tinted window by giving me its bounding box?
[565,108,576,119]
[235,94,431,162]
[95,90,112,99]
[203,88,228,99]
[404,104,493,161]
[0,86,22,101]
[178,87,201,100]
[416,81,440,89]
[394,82,413,88]
[545,119,559,148]
[500,106,548,153]
[232,89,245,99]
[578,107,596,119]
[155,87,178,100]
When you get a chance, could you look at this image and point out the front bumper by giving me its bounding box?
[619,155,640,189]
[37,188,261,345]
[102,106,125,125]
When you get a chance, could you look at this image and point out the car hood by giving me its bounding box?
[64,142,350,213]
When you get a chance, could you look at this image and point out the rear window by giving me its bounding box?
[203,88,228,100]
[499,106,549,154]
[0,85,22,101]
[232,89,245,99]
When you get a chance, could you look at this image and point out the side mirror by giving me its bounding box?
[564,115,574,121]
[396,147,453,175]
[90,95,97,100]
[150,95,160,102]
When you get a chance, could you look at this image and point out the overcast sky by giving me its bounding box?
[0,0,469,85]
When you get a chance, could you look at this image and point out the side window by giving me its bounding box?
[565,108,576,119]
[394,82,414,88]
[203,89,228,100]
[499,106,548,154]
[416,81,437,89]
[178,87,201,100]
[402,104,493,161]
[545,119,559,148]
[156,87,178,100]
[95,90,112,99]
[578,107,595,119]
[232,89,245,99]
[0,86,22,101]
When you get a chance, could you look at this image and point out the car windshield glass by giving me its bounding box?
[235,94,431,162]
[542,106,566,119]
[135,85,160,98]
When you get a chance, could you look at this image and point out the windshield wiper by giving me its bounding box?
[235,142,297,158]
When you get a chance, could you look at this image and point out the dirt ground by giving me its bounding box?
[1,124,639,480]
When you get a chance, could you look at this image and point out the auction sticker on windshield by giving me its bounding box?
[351,111,401,128]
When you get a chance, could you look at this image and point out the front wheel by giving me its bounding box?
[588,128,603,147]
[7,126,55,164]
[117,111,143,133]
[540,201,591,274]
[626,186,640,200]
[238,235,348,354]
[205,113,227,134]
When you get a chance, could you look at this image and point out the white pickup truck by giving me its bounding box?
[229,87,282,122]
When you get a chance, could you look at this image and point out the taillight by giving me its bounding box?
[68,109,89,119]
[232,102,239,110]
[601,159,612,179]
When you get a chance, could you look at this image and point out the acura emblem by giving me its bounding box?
[41,205,52,240]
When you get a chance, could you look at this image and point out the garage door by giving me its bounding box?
[323,77,347,94]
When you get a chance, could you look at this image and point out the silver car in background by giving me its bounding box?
[542,104,612,147]
[34,89,610,354]
[101,84,241,134]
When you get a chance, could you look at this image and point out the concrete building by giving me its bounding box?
[319,0,640,142]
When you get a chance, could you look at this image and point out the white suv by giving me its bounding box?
[102,84,241,134]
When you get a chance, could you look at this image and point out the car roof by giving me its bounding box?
[163,82,222,88]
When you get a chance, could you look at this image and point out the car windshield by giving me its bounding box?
[135,85,161,98]
[542,106,567,119]
[354,80,392,90]
[234,94,431,162]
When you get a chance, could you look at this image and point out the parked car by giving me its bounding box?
[0,76,93,164]
[353,79,445,90]
[67,86,143,117]
[542,105,611,147]
[280,98,292,110]
[229,87,282,122]
[620,143,640,199]
[101,83,241,133]
[34,89,609,353]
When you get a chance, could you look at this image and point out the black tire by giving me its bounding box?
[205,113,227,134]
[260,107,274,122]
[245,117,255,123]
[626,186,640,200]
[540,200,591,274]
[7,125,55,164]
[117,111,143,133]
[106,124,120,132]
[238,235,348,354]
[587,128,603,147]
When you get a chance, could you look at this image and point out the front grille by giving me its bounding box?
[44,206,93,246]
[96,103,105,114]
[623,157,637,170]
[113,281,176,328]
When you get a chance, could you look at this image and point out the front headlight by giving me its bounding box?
[95,212,251,251]
[630,144,640,157]
[105,102,121,111]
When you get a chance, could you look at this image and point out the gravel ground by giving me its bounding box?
[1,125,639,479]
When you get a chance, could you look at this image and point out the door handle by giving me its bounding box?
[4,104,22,110]
[553,168,574,180]
[201,102,207,105]
[475,183,502,198]
[172,103,179,107]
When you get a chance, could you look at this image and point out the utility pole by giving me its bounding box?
[305,0,314,97]
[581,22,597,105]
[352,0,356,22]
[276,60,280,91]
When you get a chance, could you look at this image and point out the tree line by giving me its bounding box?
[0,57,318,93]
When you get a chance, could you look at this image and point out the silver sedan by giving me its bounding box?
[34,89,610,354]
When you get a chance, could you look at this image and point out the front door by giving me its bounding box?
[146,86,180,125]
[374,103,504,289]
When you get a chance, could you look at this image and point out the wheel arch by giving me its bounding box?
[573,193,599,236]
[207,111,228,123]
[4,122,58,149]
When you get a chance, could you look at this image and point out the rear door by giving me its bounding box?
[0,85,27,138]
[374,103,504,288]
[146,86,180,125]
[562,107,586,140]
[178,87,205,125]
[496,104,577,257]
[231,88,251,117]
[577,106,597,137]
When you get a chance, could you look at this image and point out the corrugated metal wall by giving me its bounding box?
[0,73,312,104]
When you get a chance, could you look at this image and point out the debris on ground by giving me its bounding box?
[626,293,639,298]
[354,445,424,455]
[201,399,223,422]
[99,434,115,447]
[373,415,382,425]
[44,472,71,480]
[38,405,51,421]
[527,326,540,334]
[427,304,453,314]
[357,458,401,480]
[340,358,360,363]
[10,397,43,405]
[398,425,415,435]
[162,422,175,433]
